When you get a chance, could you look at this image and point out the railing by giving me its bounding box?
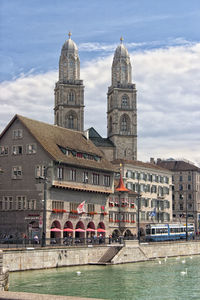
[0,237,127,249]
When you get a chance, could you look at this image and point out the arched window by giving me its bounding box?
[68,91,75,102]
[120,114,130,132]
[65,111,77,130]
[121,95,129,108]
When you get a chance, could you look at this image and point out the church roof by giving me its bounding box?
[88,127,115,148]
[1,115,115,173]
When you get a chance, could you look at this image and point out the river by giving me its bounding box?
[9,255,200,300]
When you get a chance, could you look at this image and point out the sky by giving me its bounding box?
[0,0,200,166]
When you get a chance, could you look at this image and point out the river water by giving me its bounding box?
[9,255,200,300]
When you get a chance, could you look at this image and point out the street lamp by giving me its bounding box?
[41,164,53,247]
[180,193,188,241]
[137,176,141,243]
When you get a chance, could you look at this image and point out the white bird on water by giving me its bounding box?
[182,259,186,264]
[176,256,180,260]
[180,268,187,276]
[158,260,162,264]
[76,271,81,275]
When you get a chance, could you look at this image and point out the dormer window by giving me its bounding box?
[13,129,23,139]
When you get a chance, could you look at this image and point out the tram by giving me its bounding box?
[145,223,194,241]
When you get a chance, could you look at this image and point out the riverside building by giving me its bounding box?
[156,158,200,233]
[109,159,173,237]
[0,115,115,241]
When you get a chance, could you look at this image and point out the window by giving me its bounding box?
[92,173,99,185]
[103,175,110,187]
[13,129,23,139]
[180,194,183,200]
[57,167,63,180]
[12,166,22,179]
[17,196,26,210]
[68,91,75,102]
[3,196,13,210]
[120,115,129,132]
[31,199,36,210]
[52,201,64,210]
[70,202,78,211]
[180,203,183,210]
[179,184,183,191]
[188,184,191,190]
[180,176,182,181]
[70,169,76,181]
[0,200,2,210]
[88,204,95,213]
[35,165,45,178]
[0,146,8,156]
[26,144,36,154]
[188,175,191,181]
[121,95,129,108]
[83,171,88,183]
[12,145,23,155]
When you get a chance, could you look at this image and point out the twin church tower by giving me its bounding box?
[54,33,137,161]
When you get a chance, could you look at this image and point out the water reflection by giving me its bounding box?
[10,256,200,300]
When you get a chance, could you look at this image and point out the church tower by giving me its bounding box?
[54,32,84,131]
[107,37,137,160]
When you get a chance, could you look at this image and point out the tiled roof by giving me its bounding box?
[157,160,200,172]
[112,159,171,172]
[2,115,115,172]
[89,127,115,148]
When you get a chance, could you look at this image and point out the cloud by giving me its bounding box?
[0,43,200,166]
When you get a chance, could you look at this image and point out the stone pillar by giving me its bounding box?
[0,250,9,291]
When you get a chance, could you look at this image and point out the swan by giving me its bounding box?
[190,256,193,259]
[182,259,186,264]
[158,260,162,264]
[164,256,168,262]
[180,268,187,276]
[76,271,81,275]
[176,256,180,260]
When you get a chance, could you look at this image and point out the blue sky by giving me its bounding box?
[0,0,200,165]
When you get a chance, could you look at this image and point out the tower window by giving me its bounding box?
[68,115,74,129]
[65,111,78,130]
[120,114,130,132]
[68,91,75,102]
[121,95,129,108]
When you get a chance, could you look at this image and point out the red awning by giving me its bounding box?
[97,228,106,233]
[86,228,95,232]
[63,228,73,232]
[75,228,85,232]
[50,228,61,232]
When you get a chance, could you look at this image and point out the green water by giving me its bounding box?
[10,256,200,300]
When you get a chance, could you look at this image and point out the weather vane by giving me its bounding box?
[120,36,124,43]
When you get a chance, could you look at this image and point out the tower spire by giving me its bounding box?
[120,36,124,44]
[68,31,72,39]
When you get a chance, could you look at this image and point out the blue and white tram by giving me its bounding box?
[145,223,194,241]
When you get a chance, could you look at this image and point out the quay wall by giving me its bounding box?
[0,250,9,291]
[2,241,200,272]
[2,246,108,272]
[112,241,200,264]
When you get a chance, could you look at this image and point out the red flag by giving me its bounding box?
[77,201,86,214]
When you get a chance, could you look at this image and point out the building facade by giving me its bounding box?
[108,159,172,237]
[0,115,115,241]
[54,32,84,132]
[156,158,200,233]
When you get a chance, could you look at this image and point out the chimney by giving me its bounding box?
[150,158,155,164]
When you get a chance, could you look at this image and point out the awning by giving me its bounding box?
[86,228,95,232]
[63,228,73,232]
[50,228,61,232]
[75,228,85,232]
[97,228,106,233]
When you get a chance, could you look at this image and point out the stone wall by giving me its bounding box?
[3,246,108,272]
[0,250,9,291]
[2,242,200,273]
